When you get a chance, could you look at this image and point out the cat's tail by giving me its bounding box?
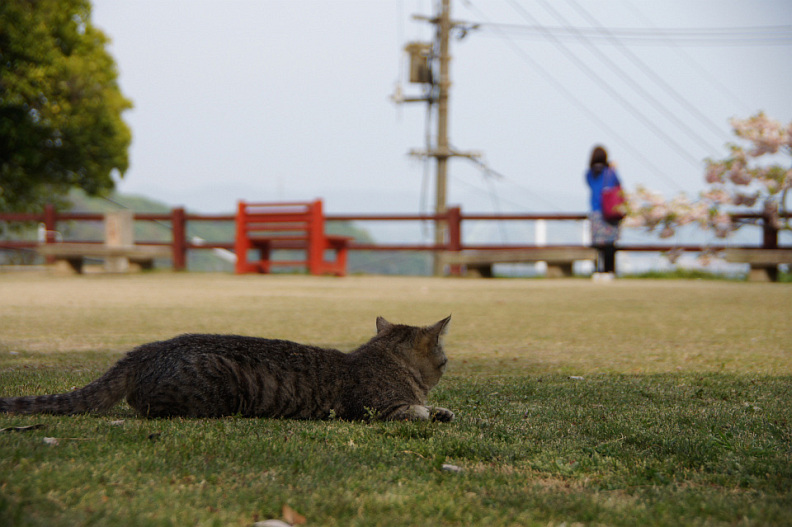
[0,358,133,415]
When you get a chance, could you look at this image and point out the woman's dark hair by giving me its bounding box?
[589,145,609,169]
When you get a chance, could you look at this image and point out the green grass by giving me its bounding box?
[622,267,792,282]
[623,267,792,283]
[1,273,790,526]
[621,268,737,281]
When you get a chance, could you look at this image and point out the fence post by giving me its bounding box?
[104,210,133,272]
[446,206,462,276]
[234,201,253,274]
[762,206,779,281]
[762,217,778,250]
[42,204,57,264]
[308,199,324,275]
[43,204,57,243]
[172,207,187,271]
[535,219,548,275]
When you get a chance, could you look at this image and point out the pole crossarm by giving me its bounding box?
[408,147,482,160]
[395,95,434,104]
[411,13,479,31]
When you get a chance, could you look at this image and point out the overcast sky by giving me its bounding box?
[91,0,792,217]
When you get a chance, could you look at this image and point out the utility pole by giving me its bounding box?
[394,0,479,276]
[434,0,452,277]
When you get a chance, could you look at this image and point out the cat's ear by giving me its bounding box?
[429,315,451,337]
[376,316,393,334]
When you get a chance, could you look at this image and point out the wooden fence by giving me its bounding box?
[0,204,788,273]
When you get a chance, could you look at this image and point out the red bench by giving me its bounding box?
[234,200,351,276]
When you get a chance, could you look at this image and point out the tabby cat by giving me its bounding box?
[0,316,454,422]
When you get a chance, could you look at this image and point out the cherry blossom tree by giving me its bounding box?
[625,112,792,243]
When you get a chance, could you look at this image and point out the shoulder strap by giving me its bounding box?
[604,168,620,188]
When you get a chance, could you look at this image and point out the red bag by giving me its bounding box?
[602,185,626,223]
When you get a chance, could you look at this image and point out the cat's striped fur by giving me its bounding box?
[0,316,454,421]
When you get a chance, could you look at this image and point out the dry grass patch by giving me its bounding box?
[1,273,789,374]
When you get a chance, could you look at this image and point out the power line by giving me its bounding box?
[512,0,716,164]
[419,100,434,239]
[621,1,754,115]
[456,153,568,211]
[449,172,535,212]
[563,0,730,144]
[460,0,687,192]
[474,22,792,45]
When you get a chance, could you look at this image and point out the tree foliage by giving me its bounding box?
[0,0,132,212]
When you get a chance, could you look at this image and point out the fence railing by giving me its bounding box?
[0,204,788,272]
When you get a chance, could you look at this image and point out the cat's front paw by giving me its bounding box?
[430,406,455,422]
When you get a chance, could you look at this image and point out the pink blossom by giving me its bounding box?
[712,212,733,238]
[621,215,644,228]
[677,202,710,226]
[623,113,789,260]
[728,168,752,185]
[701,188,731,205]
[732,193,758,207]
[731,112,790,156]
[648,206,669,223]
[698,253,713,266]
[659,226,675,239]
[665,248,683,263]
[705,163,726,184]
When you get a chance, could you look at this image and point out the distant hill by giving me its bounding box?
[62,190,230,271]
[59,191,431,274]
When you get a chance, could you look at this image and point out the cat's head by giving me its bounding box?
[376,316,451,389]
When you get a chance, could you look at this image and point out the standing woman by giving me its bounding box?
[585,145,621,277]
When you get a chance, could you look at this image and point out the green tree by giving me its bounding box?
[0,0,132,212]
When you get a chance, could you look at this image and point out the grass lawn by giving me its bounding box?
[0,273,790,526]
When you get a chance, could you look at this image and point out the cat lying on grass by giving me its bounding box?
[0,316,454,422]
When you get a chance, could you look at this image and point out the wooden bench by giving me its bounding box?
[440,247,597,278]
[723,248,792,282]
[234,200,351,276]
[37,243,172,274]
